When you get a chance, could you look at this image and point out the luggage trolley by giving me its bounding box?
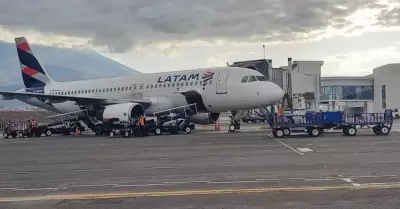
[271,112,325,138]
[338,109,393,136]
[151,104,197,135]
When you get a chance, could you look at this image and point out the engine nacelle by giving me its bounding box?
[102,103,144,122]
[187,113,220,125]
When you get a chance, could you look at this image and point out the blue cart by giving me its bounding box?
[270,110,393,138]
[270,112,325,137]
[336,109,393,136]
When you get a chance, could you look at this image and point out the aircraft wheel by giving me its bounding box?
[346,127,357,136]
[229,124,236,132]
[155,128,162,135]
[185,126,192,134]
[18,132,24,138]
[109,131,115,138]
[45,129,52,137]
[3,132,9,139]
[283,128,291,136]
[380,125,390,135]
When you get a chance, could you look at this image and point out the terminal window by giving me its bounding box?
[382,85,386,109]
[320,85,374,100]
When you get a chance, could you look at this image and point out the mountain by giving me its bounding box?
[0,41,142,108]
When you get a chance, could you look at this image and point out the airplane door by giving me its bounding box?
[130,84,138,99]
[216,70,229,94]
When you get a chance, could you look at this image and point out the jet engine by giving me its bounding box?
[187,113,220,125]
[102,103,144,121]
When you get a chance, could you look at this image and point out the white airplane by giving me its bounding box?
[0,37,284,128]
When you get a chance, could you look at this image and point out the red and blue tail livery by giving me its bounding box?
[15,37,53,89]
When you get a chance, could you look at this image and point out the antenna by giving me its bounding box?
[263,45,266,60]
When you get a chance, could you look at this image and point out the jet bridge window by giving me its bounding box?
[248,76,257,82]
[241,76,249,83]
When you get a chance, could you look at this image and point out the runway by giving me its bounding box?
[1,129,400,208]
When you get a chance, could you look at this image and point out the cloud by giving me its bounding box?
[0,0,395,53]
[376,6,400,26]
[323,45,400,76]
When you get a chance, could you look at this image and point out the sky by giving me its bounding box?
[0,0,399,76]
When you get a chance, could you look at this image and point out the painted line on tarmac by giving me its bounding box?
[2,183,400,202]
[273,138,305,155]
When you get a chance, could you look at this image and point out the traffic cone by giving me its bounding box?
[75,127,80,136]
[215,121,220,131]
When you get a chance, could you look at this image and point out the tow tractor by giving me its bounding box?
[150,104,197,135]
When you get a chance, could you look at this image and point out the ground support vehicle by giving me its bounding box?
[336,110,393,136]
[150,118,194,135]
[271,112,324,138]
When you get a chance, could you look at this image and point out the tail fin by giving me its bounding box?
[15,37,54,88]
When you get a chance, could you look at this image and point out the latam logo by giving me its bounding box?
[202,72,214,86]
[157,73,199,83]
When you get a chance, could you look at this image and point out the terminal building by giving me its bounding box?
[230,59,400,114]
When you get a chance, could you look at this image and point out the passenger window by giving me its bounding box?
[248,76,257,82]
[163,84,166,88]
[186,82,188,86]
[168,83,171,87]
[150,85,153,88]
[159,84,162,88]
[209,80,212,84]
[74,91,77,94]
[155,85,157,88]
[117,87,120,91]
[113,88,116,91]
[146,85,149,89]
[129,86,132,90]
[241,76,249,83]
[256,76,268,81]
[195,81,198,85]
[172,83,175,87]
[200,81,203,85]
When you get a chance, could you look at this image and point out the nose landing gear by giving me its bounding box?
[229,110,241,132]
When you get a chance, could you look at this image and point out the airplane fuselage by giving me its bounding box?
[16,67,284,117]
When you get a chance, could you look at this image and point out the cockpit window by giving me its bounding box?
[248,76,257,82]
[241,76,249,83]
[256,76,268,81]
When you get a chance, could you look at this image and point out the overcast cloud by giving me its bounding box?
[0,0,396,53]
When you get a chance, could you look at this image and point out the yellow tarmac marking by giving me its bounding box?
[1,184,400,202]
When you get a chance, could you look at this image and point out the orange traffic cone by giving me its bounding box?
[75,127,80,136]
[215,121,220,131]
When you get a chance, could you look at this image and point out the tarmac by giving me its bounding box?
[1,125,400,208]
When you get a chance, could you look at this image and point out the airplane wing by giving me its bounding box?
[175,89,202,97]
[0,91,152,108]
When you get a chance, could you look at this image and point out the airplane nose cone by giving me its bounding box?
[271,82,285,103]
